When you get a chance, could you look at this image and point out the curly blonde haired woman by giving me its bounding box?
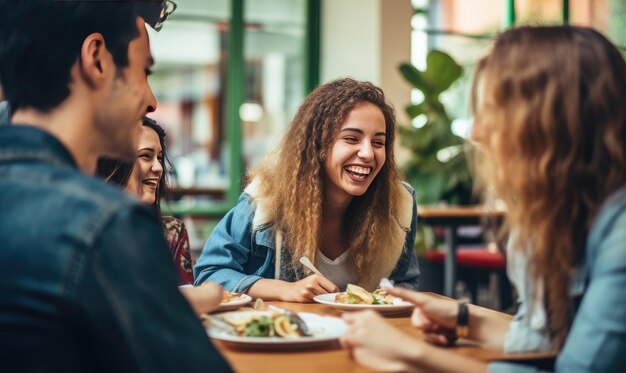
[340,26,626,372]
[194,78,419,302]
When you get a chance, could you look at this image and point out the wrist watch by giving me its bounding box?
[455,301,469,338]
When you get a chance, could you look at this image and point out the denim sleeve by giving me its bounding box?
[489,362,549,373]
[78,206,231,372]
[194,193,264,292]
[389,189,420,290]
[554,210,626,372]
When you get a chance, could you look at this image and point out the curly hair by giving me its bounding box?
[471,26,626,349]
[248,78,406,290]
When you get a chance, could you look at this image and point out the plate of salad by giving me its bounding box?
[207,310,347,348]
[313,284,414,314]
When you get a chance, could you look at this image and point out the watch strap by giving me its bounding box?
[456,301,469,338]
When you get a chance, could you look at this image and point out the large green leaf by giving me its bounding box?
[405,102,427,118]
[399,63,431,93]
[423,50,463,95]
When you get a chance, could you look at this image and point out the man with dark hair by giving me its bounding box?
[0,1,231,371]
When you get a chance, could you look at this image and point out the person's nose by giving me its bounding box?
[152,158,163,177]
[146,85,158,113]
[357,140,374,161]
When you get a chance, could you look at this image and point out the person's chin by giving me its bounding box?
[344,184,370,197]
[349,190,367,197]
[342,179,372,196]
[141,193,156,206]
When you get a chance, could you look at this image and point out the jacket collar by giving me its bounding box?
[396,182,414,230]
[245,177,414,289]
[0,125,77,169]
[244,178,272,229]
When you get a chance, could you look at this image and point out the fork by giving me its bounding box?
[379,277,394,289]
[268,305,311,336]
[299,256,324,277]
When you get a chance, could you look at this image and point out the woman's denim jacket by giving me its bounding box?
[490,187,626,372]
[194,184,420,293]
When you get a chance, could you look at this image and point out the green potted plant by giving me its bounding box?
[398,50,473,206]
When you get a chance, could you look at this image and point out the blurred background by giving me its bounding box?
[146,0,625,307]
[150,0,624,240]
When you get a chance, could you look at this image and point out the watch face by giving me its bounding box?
[455,326,469,338]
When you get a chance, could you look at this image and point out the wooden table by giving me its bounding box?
[209,300,553,373]
[418,206,506,298]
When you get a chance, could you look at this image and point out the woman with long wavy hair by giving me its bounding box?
[340,26,626,372]
[194,78,420,302]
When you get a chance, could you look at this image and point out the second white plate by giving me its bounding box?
[213,293,252,313]
[313,293,414,314]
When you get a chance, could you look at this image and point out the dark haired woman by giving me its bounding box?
[97,118,223,314]
[194,78,420,302]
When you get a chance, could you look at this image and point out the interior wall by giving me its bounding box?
[321,0,381,85]
[320,0,412,124]
[380,0,413,124]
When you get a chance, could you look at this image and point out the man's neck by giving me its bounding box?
[12,103,99,174]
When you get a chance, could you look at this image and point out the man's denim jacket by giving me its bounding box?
[0,125,231,372]
[194,183,420,293]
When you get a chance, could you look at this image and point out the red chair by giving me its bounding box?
[426,245,511,309]
[426,247,506,270]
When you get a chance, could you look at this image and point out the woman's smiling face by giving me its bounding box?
[126,125,163,205]
[324,101,387,205]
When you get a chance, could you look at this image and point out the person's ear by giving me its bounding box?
[78,33,113,89]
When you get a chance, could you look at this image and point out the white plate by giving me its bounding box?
[313,293,414,314]
[213,294,252,313]
[208,311,346,348]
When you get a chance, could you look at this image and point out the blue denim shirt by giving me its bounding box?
[194,187,420,293]
[0,125,231,372]
[490,187,626,372]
